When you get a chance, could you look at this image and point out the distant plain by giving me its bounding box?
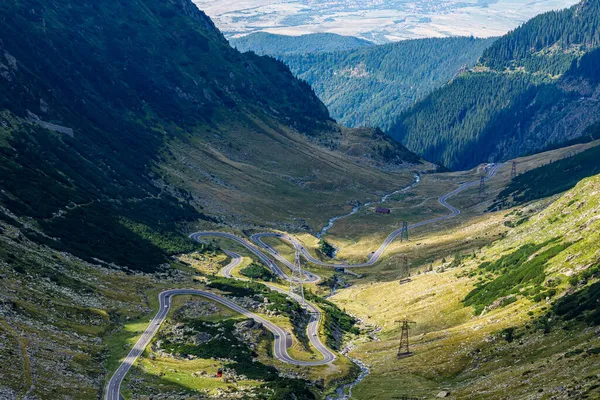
[194,0,580,42]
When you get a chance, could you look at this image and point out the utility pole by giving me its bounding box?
[511,161,517,179]
[479,175,485,196]
[396,319,416,359]
[290,247,305,305]
[399,254,411,284]
[400,221,409,242]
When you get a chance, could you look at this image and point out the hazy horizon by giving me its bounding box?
[194,0,580,43]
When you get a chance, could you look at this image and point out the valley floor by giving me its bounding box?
[2,141,599,400]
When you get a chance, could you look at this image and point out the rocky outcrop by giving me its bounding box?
[174,300,221,320]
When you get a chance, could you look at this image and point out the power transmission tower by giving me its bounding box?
[511,161,517,179]
[479,175,485,196]
[400,221,409,242]
[396,319,416,359]
[290,247,305,305]
[399,254,411,284]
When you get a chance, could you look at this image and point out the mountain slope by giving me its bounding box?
[0,0,420,272]
[0,0,421,398]
[491,137,600,210]
[389,0,600,170]
[239,37,495,131]
[287,37,497,131]
[332,171,600,398]
[230,32,374,56]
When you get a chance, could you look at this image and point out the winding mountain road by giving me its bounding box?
[219,257,336,366]
[190,231,320,283]
[105,163,502,399]
[105,253,335,400]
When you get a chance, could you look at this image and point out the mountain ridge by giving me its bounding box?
[235,35,496,131]
[230,32,374,56]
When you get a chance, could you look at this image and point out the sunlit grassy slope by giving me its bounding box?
[162,112,420,232]
[330,173,600,399]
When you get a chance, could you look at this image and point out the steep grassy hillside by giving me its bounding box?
[0,0,419,271]
[331,174,600,398]
[0,217,224,399]
[0,218,358,399]
[230,32,374,56]
[390,0,600,169]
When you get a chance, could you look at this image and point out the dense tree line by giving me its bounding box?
[390,72,539,168]
[481,0,600,74]
[567,46,600,83]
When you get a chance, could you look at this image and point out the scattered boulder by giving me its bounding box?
[191,331,213,345]
[175,299,221,319]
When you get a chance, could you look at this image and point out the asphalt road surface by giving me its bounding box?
[218,253,336,367]
[190,231,320,283]
[105,253,335,400]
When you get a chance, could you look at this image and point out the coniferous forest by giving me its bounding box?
[234,36,495,132]
[389,0,600,169]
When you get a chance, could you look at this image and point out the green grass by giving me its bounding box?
[124,356,263,399]
[318,239,336,258]
[159,319,282,380]
[553,278,600,325]
[329,174,600,399]
[305,292,359,350]
[207,277,300,314]
[125,295,319,400]
[0,318,31,396]
[103,319,157,374]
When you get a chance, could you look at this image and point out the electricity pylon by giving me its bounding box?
[400,221,409,242]
[290,247,305,305]
[511,161,517,179]
[396,319,416,359]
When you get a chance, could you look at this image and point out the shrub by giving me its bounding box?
[240,263,278,282]
[464,239,571,311]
